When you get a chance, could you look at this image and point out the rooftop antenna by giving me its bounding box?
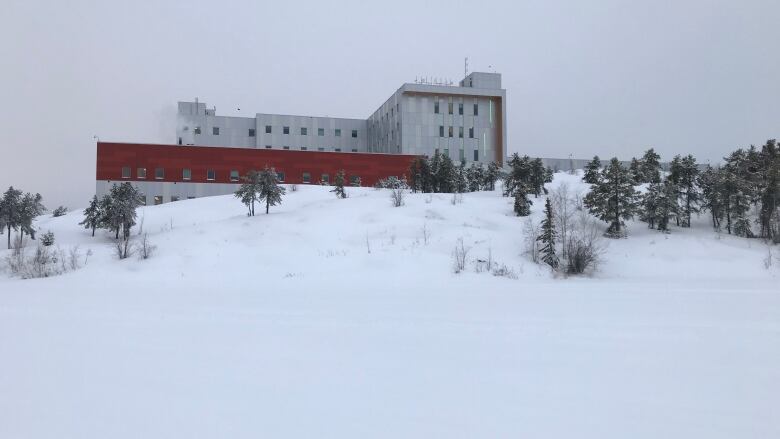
[464,57,469,78]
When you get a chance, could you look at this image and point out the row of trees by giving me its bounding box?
[234,166,286,216]
[0,187,46,249]
[80,182,143,239]
[502,153,554,217]
[407,152,501,194]
[580,140,779,241]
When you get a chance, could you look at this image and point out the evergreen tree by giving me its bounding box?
[436,154,456,193]
[698,165,725,230]
[235,170,263,216]
[332,169,347,198]
[99,194,120,239]
[18,192,45,241]
[0,186,23,249]
[466,163,484,192]
[530,158,546,197]
[109,183,142,239]
[513,185,532,216]
[639,148,662,183]
[503,153,533,197]
[537,198,559,270]
[455,161,468,193]
[430,150,442,192]
[258,166,286,214]
[41,231,55,246]
[79,195,102,236]
[583,156,602,184]
[629,158,643,183]
[640,181,678,232]
[584,157,640,237]
[544,166,554,183]
[677,154,700,227]
[756,139,779,240]
[484,162,500,191]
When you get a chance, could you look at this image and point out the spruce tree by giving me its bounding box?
[436,155,456,193]
[677,155,700,227]
[484,162,500,191]
[79,195,102,236]
[698,165,725,230]
[258,166,286,214]
[537,198,559,270]
[584,157,640,237]
[640,181,678,232]
[629,158,643,183]
[0,186,23,249]
[583,156,602,184]
[513,185,532,216]
[455,161,468,193]
[530,158,546,197]
[430,151,442,192]
[18,192,45,241]
[235,170,262,216]
[332,169,347,198]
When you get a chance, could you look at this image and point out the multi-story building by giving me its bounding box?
[96,72,507,205]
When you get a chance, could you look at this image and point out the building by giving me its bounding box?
[96,71,507,205]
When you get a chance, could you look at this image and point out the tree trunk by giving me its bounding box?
[6,223,10,249]
[92,225,95,237]
[266,199,270,214]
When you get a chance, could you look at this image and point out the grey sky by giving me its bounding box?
[1,0,778,209]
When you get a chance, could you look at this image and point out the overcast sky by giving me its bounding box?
[1,0,778,209]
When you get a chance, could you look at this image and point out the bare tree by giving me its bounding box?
[550,182,577,258]
[452,237,471,273]
[390,187,405,207]
[138,233,156,260]
[522,217,541,263]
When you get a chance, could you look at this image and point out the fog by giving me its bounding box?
[1,0,778,209]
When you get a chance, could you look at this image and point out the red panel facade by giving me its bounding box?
[96,142,418,186]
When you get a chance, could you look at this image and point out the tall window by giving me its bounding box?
[265,125,272,134]
[230,170,239,182]
[434,100,440,114]
[283,126,290,135]
[335,128,341,137]
[473,150,479,161]
[300,127,307,135]
[458,103,463,115]
[182,168,191,180]
[448,102,453,115]
[248,128,256,137]
[121,166,131,179]
[302,172,311,184]
[318,128,325,136]
[473,103,478,116]
[469,127,474,138]
[439,126,444,137]
[351,130,358,138]
[155,168,164,179]
[459,127,464,138]
[448,126,453,138]
[459,149,465,161]
[137,168,146,179]
[212,127,219,135]
[207,169,215,181]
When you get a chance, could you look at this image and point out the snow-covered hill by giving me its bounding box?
[1,173,778,438]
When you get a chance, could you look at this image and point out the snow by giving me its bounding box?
[0,173,778,438]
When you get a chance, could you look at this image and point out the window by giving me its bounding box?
[212,127,219,135]
[265,125,272,134]
[351,148,357,152]
[265,145,272,149]
[459,127,464,138]
[171,196,180,202]
[448,102,453,115]
[434,100,440,114]
[155,168,164,179]
[301,147,307,151]
[350,175,360,186]
[335,148,341,152]
[321,174,329,184]
[121,166,131,179]
[300,127,307,135]
[439,126,445,137]
[317,147,325,151]
[458,103,463,115]
[473,150,479,161]
[444,149,449,157]
[182,168,191,180]
[448,126,453,138]
[187,196,196,200]
[194,127,201,135]
[207,169,216,181]
[178,137,182,145]
[351,130,358,138]
[230,170,239,182]
[459,149,465,161]
[283,146,290,150]
[283,126,290,135]
[335,128,341,137]
[302,172,311,184]
[469,127,474,138]
[154,196,163,205]
[137,167,146,179]
[318,128,324,136]
[277,172,285,182]
[248,129,256,137]
[473,103,478,116]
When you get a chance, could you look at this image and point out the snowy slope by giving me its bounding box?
[0,173,778,439]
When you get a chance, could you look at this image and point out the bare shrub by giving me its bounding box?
[421,222,431,245]
[452,237,471,273]
[68,245,81,270]
[390,187,405,207]
[424,194,433,204]
[115,235,133,260]
[523,217,541,263]
[492,264,518,279]
[564,217,605,275]
[450,193,463,205]
[290,184,298,192]
[138,233,156,260]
